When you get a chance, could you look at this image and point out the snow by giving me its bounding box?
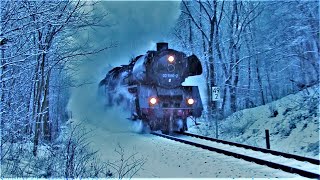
[189,85,319,159]
[67,103,303,178]
[80,123,301,178]
[177,135,319,175]
[183,74,208,108]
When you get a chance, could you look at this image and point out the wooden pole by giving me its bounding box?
[265,129,270,149]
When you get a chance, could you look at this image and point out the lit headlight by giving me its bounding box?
[187,98,194,105]
[149,97,157,105]
[168,55,175,63]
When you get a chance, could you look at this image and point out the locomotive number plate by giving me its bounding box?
[162,74,178,78]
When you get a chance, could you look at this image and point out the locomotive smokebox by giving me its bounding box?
[157,42,168,51]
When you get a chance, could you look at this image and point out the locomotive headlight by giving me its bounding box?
[149,97,158,105]
[187,98,195,105]
[168,55,175,63]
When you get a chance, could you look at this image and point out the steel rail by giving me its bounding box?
[151,131,320,179]
[176,131,320,165]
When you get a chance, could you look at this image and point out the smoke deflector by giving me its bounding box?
[187,54,203,76]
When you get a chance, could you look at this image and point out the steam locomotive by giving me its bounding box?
[99,42,203,133]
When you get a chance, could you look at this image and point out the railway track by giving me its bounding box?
[151,131,320,179]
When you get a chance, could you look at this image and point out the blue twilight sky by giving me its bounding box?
[74,1,181,83]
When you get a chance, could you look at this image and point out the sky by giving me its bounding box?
[81,1,181,81]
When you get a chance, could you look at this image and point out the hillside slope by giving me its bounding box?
[191,85,319,159]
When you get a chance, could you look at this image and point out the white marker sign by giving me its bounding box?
[211,87,221,101]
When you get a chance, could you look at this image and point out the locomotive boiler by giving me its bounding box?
[99,42,203,133]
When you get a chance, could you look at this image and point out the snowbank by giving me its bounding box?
[190,85,319,159]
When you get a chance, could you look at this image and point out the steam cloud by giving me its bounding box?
[67,1,181,132]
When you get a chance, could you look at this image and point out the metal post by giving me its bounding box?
[215,112,218,139]
[210,86,219,139]
[265,129,270,149]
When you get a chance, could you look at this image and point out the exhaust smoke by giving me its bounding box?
[67,1,181,133]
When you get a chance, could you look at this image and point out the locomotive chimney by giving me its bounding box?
[157,42,168,51]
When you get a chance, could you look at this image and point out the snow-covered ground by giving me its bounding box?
[178,134,319,175]
[67,96,308,179]
[189,85,319,159]
[81,118,301,178]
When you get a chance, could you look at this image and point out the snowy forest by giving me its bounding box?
[1,0,319,178]
[173,0,319,116]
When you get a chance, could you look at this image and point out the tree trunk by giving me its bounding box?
[188,16,194,52]
[42,73,51,142]
[33,48,46,156]
[0,45,6,124]
[230,0,240,113]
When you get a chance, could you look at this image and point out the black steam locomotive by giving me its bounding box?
[99,42,203,133]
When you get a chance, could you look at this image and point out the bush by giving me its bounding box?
[1,123,145,178]
[220,112,256,137]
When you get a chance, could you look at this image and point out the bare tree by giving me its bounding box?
[176,1,264,117]
[0,0,111,157]
[106,144,146,179]
[178,0,225,137]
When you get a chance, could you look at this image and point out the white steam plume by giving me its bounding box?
[67,1,181,133]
